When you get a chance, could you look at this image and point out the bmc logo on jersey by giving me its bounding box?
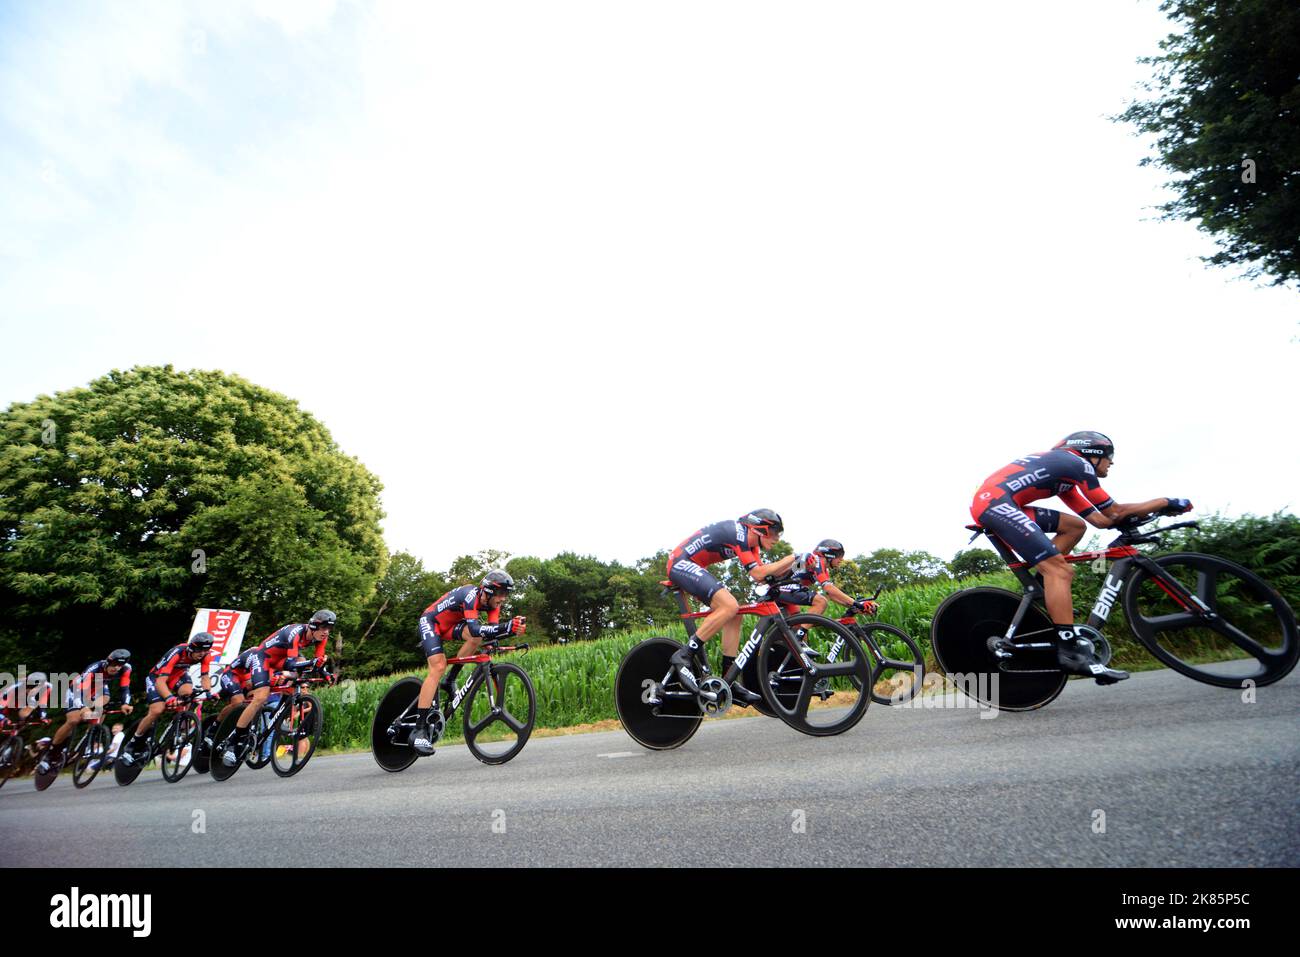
[683,535,710,556]
[1006,468,1049,493]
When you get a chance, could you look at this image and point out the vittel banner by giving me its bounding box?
[187,608,250,683]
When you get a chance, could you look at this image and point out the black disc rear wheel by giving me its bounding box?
[209,711,248,782]
[615,638,702,750]
[930,586,1066,711]
[371,678,422,772]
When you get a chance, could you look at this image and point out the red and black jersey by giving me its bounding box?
[0,680,51,712]
[668,520,763,572]
[257,623,328,669]
[789,551,833,590]
[75,660,133,704]
[148,645,213,684]
[420,585,501,640]
[223,647,262,681]
[973,448,1115,520]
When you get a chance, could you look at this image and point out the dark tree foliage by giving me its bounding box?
[1117,0,1300,286]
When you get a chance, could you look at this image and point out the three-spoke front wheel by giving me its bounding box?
[1125,552,1299,688]
[756,614,872,736]
[857,622,926,705]
[159,712,198,783]
[463,663,536,765]
[271,694,323,777]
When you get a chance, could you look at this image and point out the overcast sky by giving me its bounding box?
[2,0,1296,573]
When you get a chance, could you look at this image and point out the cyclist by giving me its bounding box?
[971,431,1191,684]
[0,671,52,726]
[38,649,133,775]
[775,539,878,621]
[121,633,215,765]
[411,570,526,755]
[665,509,798,689]
[213,647,258,723]
[220,610,335,767]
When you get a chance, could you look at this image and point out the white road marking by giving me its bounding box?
[597,751,643,759]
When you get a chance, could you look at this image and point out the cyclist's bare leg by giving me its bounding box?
[236,685,271,729]
[217,695,245,723]
[1051,513,1087,555]
[807,594,829,617]
[52,707,86,748]
[1033,553,1075,625]
[720,616,742,657]
[418,653,447,710]
[693,589,739,644]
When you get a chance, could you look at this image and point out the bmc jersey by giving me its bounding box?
[224,647,261,681]
[148,645,213,684]
[0,680,51,712]
[421,585,500,639]
[74,660,133,704]
[972,449,1115,520]
[668,520,762,572]
[258,623,328,667]
[788,552,833,590]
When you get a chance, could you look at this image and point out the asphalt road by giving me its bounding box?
[5,668,1297,867]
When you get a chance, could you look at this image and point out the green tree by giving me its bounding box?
[853,548,951,590]
[1116,0,1300,286]
[344,551,448,678]
[949,547,1005,580]
[0,365,386,673]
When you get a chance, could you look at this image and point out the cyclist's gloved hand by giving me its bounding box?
[851,598,879,616]
[1163,498,1192,515]
[507,616,527,636]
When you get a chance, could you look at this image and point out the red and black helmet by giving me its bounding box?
[480,570,515,598]
[740,509,784,536]
[814,539,845,560]
[1055,431,1115,461]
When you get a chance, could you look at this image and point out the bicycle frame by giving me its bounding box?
[383,643,523,740]
[972,523,1208,644]
[655,582,807,703]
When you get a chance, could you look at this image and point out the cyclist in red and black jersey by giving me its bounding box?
[775,540,878,619]
[219,610,335,767]
[666,509,797,682]
[120,633,215,764]
[0,672,52,725]
[38,649,133,774]
[410,570,526,754]
[971,431,1191,683]
[213,647,259,723]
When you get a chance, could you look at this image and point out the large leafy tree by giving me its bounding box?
[1117,0,1300,286]
[0,366,386,673]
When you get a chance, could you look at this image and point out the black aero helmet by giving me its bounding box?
[481,569,514,597]
[107,648,131,664]
[1055,431,1115,461]
[309,609,337,629]
[814,539,845,560]
[740,508,784,536]
[188,632,215,652]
